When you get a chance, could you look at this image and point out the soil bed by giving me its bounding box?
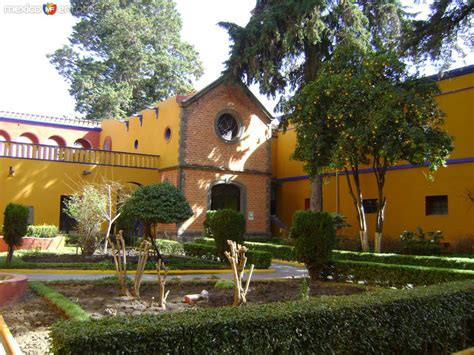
[51,279,366,318]
[1,290,61,354]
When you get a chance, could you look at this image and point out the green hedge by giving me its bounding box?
[194,238,474,269]
[50,280,474,354]
[155,239,184,255]
[329,260,474,287]
[333,250,474,270]
[29,282,90,321]
[26,224,59,238]
[195,237,295,261]
[183,242,272,269]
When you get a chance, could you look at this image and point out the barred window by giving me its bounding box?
[425,195,448,215]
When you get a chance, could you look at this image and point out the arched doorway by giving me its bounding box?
[210,183,241,212]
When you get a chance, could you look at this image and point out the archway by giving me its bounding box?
[47,135,66,147]
[0,130,11,142]
[16,132,39,144]
[210,183,242,212]
[73,138,92,149]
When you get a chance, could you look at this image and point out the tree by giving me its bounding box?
[220,0,405,211]
[122,182,193,257]
[285,44,452,252]
[402,0,473,65]
[64,185,103,256]
[3,203,29,264]
[49,0,203,120]
[291,211,336,282]
[96,180,130,252]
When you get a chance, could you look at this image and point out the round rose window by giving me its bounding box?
[216,113,240,142]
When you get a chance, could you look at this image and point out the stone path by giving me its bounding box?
[3,262,307,282]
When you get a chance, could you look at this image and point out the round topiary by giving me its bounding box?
[3,203,29,264]
[210,209,245,259]
[123,182,193,240]
[291,210,336,281]
[203,210,217,238]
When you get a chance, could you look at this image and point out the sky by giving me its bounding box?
[0,0,472,118]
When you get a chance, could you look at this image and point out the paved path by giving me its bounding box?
[3,262,307,282]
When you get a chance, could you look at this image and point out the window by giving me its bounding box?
[134,139,139,149]
[426,195,448,215]
[363,199,378,214]
[164,127,172,141]
[215,113,241,142]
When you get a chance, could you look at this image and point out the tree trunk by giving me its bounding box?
[345,168,370,252]
[310,175,323,211]
[373,159,387,253]
[103,221,112,253]
[6,246,14,264]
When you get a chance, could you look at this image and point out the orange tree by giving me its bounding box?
[285,44,452,252]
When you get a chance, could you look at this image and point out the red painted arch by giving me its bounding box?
[18,132,40,144]
[0,130,11,141]
[47,135,67,147]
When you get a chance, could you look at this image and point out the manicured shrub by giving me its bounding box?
[26,224,59,238]
[332,250,474,270]
[183,242,271,269]
[155,239,184,255]
[123,183,193,242]
[400,227,443,256]
[195,237,295,261]
[203,210,217,238]
[327,260,474,287]
[291,211,336,280]
[50,280,474,354]
[209,209,245,259]
[3,203,29,264]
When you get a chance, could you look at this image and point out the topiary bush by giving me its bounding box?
[209,209,245,259]
[3,203,29,264]
[291,210,336,281]
[26,224,59,238]
[203,210,217,238]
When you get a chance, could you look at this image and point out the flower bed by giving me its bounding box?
[0,236,65,253]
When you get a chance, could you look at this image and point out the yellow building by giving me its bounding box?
[0,66,472,248]
[272,65,474,250]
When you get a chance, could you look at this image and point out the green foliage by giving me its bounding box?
[291,211,336,280]
[183,242,272,269]
[26,224,59,238]
[3,203,29,264]
[327,260,474,287]
[29,282,91,321]
[300,275,310,300]
[64,185,103,256]
[155,239,184,255]
[203,210,217,238]
[333,250,474,270]
[123,183,192,239]
[400,227,444,255]
[3,203,29,247]
[209,209,245,259]
[48,0,202,120]
[50,281,474,354]
[402,0,473,65]
[195,237,295,261]
[214,279,234,290]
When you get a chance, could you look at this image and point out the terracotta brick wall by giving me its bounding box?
[182,83,271,174]
[179,168,270,236]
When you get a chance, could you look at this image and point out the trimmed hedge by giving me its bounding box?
[329,260,474,287]
[183,242,272,269]
[333,250,474,270]
[195,237,295,261]
[26,224,59,238]
[155,239,184,255]
[194,238,474,269]
[29,282,90,321]
[50,280,474,354]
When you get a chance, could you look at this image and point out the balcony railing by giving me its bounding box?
[0,141,160,170]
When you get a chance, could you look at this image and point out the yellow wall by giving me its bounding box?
[0,158,159,227]
[99,97,180,168]
[274,71,474,246]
